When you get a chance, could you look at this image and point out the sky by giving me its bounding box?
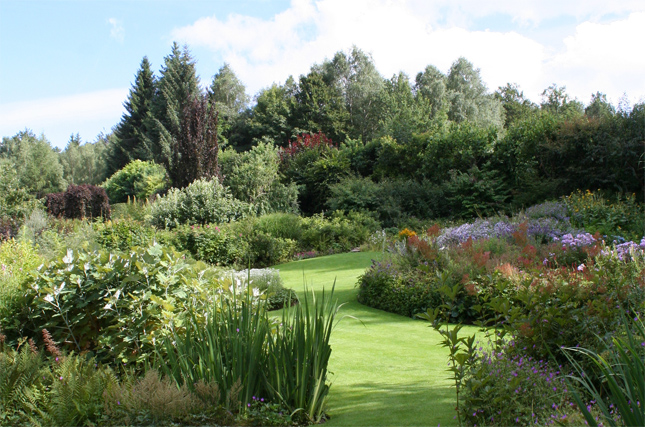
[1,0,645,150]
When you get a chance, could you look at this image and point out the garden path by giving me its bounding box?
[277,252,460,427]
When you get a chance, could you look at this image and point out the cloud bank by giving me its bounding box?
[172,0,645,104]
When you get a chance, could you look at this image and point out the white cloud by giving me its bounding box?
[545,11,645,104]
[108,18,125,43]
[0,89,128,149]
[172,0,546,98]
[171,1,645,106]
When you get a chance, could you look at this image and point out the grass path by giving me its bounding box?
[277,252,462,427]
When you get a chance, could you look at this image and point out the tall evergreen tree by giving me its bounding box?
[148,42,202,172]
[108,56,156,175]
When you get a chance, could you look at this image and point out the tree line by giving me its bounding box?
[1,42,643,226]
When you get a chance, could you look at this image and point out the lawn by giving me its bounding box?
[277,251,469,427]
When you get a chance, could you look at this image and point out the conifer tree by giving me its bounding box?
[108,56,156,175]
[147,42,201,172]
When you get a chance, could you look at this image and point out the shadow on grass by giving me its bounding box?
[326,381,455,426]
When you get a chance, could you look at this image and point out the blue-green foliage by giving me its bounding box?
[148,178,253,229]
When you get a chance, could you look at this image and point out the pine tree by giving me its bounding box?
[147,42,202,173]
[108,56,156,175]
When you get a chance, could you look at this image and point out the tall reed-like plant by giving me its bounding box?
[156,285,268,412]
[155,282,340,423]
[265,284,340,423]
[565,314,645,427]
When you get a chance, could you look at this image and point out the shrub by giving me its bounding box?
[220,143,299,215]
[444,166,510,218]
[461,342,569,426]
[279,132,350,215]
[173,224,248,267]
[300,211,379,254]
[44,192,65,218]
[357,260,443,318]
[148,178,252,229]
[13,244,226,365]
[327,176,446,227]
[254,213,304,242]
[102,160,168,204]
[245,232,297,267]
[46,184,111,220]
[93,219,158,252]
[563,190,644,242]
[0,239,43,339]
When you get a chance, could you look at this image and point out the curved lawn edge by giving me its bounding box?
[276,252,460,426]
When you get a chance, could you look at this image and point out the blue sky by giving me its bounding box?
[1,0,644,149]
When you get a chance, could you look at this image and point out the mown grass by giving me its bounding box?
[278,251,474,426]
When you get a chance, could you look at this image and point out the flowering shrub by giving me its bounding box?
[462,342,569,426]
[563,190,644,241]
[436,217,578,247]
[524,200,570,222]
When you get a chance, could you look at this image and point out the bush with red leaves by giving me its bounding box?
[45,185,110,220]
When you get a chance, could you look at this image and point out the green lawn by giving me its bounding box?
[277,251,466,427]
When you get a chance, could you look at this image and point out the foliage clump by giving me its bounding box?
[45,184,110,220]
[102,159,167,204]
[148,178,251,229]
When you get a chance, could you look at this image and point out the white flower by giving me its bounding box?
[44,294,54,303]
